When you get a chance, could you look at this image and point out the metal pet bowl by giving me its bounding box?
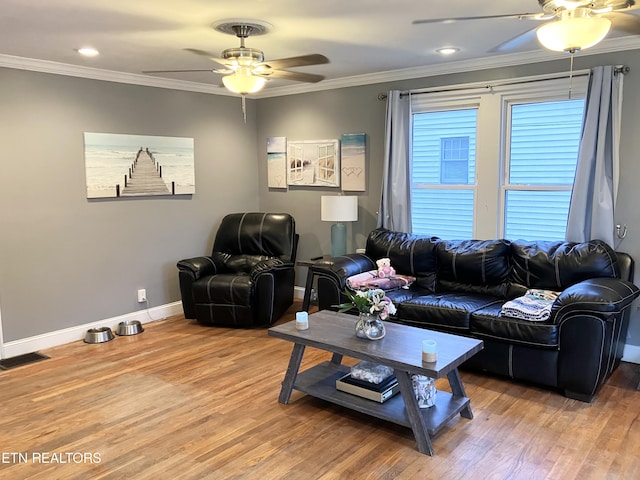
[116,320,144,336]
[84,327,115,344]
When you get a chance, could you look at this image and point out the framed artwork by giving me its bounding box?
[287,139,340,187]
[341,133,366,191]
[267,136,287,189]
[84,132,194,198]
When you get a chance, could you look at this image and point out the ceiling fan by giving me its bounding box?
[143,21,329,94]
[413,0,640,53]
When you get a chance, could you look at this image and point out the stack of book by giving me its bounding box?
[336,372,399,403]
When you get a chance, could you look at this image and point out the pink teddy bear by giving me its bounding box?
[376,258,396,278]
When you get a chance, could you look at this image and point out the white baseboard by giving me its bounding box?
[1,301,183,359]
[622,343,640,364]
[5,295,638,366]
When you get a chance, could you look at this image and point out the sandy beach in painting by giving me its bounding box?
[341,133,366,191]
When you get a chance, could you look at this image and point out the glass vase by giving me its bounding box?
[355,312,386,340]
[412,374,437,408]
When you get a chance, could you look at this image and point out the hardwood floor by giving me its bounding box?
[1,301,639,479]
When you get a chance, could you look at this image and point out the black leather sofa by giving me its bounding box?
[311,228,640,402]
[177,212,298,327]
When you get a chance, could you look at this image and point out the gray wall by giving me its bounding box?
[257,86,387,262]
[3,48,640,348]
[0,68,259,342]
[256,49,640,348]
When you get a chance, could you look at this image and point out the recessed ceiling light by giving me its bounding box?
[76,47,99,57]
[436,47,459,55]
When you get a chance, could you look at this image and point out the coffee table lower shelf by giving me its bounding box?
[293,361,470,436]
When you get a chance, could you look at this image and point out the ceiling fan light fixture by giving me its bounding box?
[222,71,266,94]
[536,8,612,52]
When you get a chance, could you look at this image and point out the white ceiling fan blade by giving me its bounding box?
[488,25,542,52]
[259,54,329,70]
[183,48,230,68]
[143,69,215,74]
[413,12,546,25]
[257,69,325,83]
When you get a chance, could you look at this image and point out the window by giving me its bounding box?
[441,136,469,184]
[503,99,584,240]
[412,108,477,239]
[411,76,586,240]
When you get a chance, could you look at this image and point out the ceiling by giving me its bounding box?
[2,0,640,97]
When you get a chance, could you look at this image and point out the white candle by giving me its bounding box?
[295,311,309,330]
[422,339,437,363]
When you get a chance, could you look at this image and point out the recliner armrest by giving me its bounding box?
[250,258,293,281]
[310,254,376,288]
[177,256,221,280]
[551,277,640,320]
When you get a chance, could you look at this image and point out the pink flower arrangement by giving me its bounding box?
[339,288,397,320]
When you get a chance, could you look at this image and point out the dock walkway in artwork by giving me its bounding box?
[120,150,170,196]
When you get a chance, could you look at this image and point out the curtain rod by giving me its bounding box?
[377,65,629,101]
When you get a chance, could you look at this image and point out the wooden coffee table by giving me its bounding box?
[268,310,483,456]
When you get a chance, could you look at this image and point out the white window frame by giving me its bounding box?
[410,73,588,239]
[317,143,337,183]
[498,83,587,238]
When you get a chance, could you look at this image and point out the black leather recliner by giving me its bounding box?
[177,212,298,327]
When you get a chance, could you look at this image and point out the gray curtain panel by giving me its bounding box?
[378,90,412,232]
[566,65,622,247]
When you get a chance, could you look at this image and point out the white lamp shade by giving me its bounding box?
[536,10,611,52]
[321,196,358,222]
[222,73,267,94]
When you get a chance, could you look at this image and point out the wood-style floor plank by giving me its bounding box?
[0,301,639,479]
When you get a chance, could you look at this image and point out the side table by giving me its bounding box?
[296,256,331,311]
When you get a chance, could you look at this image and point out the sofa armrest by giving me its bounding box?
[554,278,639,401]
[551,277,640,320]
[310,253,376,288]
[311,254,376,311]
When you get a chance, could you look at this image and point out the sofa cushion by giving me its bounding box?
[365,228,439,292]
[510,240,619,292]
[396,293,504,333]
[471,303,559,348]
[436,239,511,297]
[384,286,426,305]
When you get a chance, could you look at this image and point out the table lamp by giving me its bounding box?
[321,195,358,257]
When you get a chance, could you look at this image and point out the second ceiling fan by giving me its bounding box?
[413,0,640,53]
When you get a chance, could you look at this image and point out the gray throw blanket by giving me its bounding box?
[500,289,560,322]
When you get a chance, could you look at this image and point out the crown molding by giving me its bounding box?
[0,54,233,96]
[257,36,640,98]
[1,36,639,99]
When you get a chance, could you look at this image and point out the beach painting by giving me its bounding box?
[287,139,340,187]
[267,136,287,189]
[84,132,195,199]
[341,133,366,191]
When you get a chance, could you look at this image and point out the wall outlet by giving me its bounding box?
[137,289,147,303]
